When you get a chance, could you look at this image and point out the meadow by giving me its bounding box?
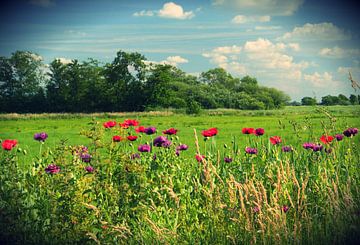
[0,106,360,244]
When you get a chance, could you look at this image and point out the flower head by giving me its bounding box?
[195,154,205,162]
[320,135,334,144]
[153,136,171,147]
[123,119,139,127]
[282,205,289,213]
[138,144,151,152]
[312,144,323,152]
[335,134,344,141]
[2,139,17,151]
[85,166,94,173]
[34,132,48,142]
[45,164,60,174]
[224,157,233,163]
[112,135,122,142]
[282,146,292,152]
[176,144,188,151]
[103,121,116,128]
[144,127,157,135]
[135,126,146,133]
[242,128,255,134]
[255,128,265,136]
[303,142,315,150]
[80,153,92,163]
[131,153,141,160]
[253,206,260,213]
[269,136,282,145]
[202,127,218,137]
[163,128,178,135]
[245,147,258,154]
[343,127,358,137]
[127,135,138,141]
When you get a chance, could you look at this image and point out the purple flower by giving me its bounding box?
[144,127,157,135]
[45,164,60,174]
[85,166,94,173]
[153,153,157,160]
[325,148,333,154]
[245,147,257,154]
[312,144,323,152]
[80,153,92,163]
[335,134,344,141]
[253,206,260,213]
[34,132,48,142]
[138,144,151,152]
[255,128,265,136]
[131,153,140,160]
[176,144,188,151]
[153,136,171,147]
[282,205,289,213]
[343,128,358,137]
[175,150,180,156]
[303,142,315,150]
[224,157,233,163]
[282,146,292,152]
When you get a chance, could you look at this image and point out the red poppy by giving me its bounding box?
[127,135,138,141]
[163,128,178,135]
[103,121,116,128]
[201,128,218,137]
[123,119,139,127]
[242,128,255,134]
[320,135,334,144]
[195,154,205,162]
[2,139,17,151]
[135,126,146,133]
[269,136,282,145]
[112,135,122,142]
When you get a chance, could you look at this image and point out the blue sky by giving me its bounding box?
[1,0,359,101]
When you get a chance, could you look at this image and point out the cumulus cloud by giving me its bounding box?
[144,56,189,67]
[212,0,304,16]
[304,72,341,88]
[255,25,282,31]
[232,15,270,24]
[134,2,194,20]
[288,43,300,52]
[202,45,244,73]
[280,22,351,41]
[29,0,55,7]
[319,46,360,58]
[56,57,73,65]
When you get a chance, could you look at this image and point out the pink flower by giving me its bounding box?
[103,121,116,128]
[202,128,218,137]
[2,139,17,151]
[195,154,205,162]
[242,128,255,134]
[163,128,178,135]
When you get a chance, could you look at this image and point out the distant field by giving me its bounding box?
[1,106,359,162]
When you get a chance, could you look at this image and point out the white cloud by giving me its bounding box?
[232,15,270,24]
[56,57,73,65]
[255,25,282,30]
[29,53,43,62]
[280,22,351,41]
[144,56,189,67]
[319,46,360,58]
[288,43,300,51]
[212,0,304,16]
[29,0,55,7]
[65,30,87,37]
[304,72,341,88]
[133,10,154,17]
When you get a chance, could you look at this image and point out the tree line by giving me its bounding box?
[299,94,360,106]
[1,50,292,113]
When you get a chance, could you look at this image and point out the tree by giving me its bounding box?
[349,94,359,105]
[301,97,317,106]
[200,68,239,90]
[338,94,350,105]
[321,95,339,106]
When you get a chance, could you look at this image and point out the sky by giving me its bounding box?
[0,0,359,101]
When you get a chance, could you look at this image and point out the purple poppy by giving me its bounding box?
[153,136,171,147]
[85,166,94,173]
[255,128,265,136]
[312,144,323,152]
[45,164,60,174]
[282,205,289,213]
[303,142,315,150]
[343,128,358,137]
[176,144,188,151]
[175,150,180,156]
[131,153,141,160]
[144,127,157,135]
[34,132,48,142]
[335,134,344,141]
[282,146,292,152]
[80,153,92,163]
[245,147,258,154]
[224,157,233,163]
[138,144,151,152]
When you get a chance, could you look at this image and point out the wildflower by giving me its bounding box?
[320,135,334,144]
[242,128,255,134]
[282,146,292,152]
[135,126,146,133]
[224,157,233,163]
[282,205,289,213]
[80,153,92,163]
[144,127,157,135]
[103,121,116,128]
[343,127,358,137]
[138,144,151,152]
[202,127,218,137]
[45,164,60,174]
[127,135,138,141]
[325,148,333,154]
[2,139,17,151]
[303,142,315,150]
[253,206,260,213]
[269,136,282,145]
[176,144,188,151]
[34,132,48,142]
[123,119,139,127]
[335,134,344,141]
[175,150,180,156]
[153,153,157,160]
[163,128,178,135]
[312,144,323,152]
[112,135,122,142]
[162,140,172,148]
[85,166,94,173]
[195,154,205,162]
[245,147,258,154]
[131,153,141,160]
[255,128,265,136]
[153,136,171,147]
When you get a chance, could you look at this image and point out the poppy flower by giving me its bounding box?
[253,206,260,213]
[224,157,233,163]
[312,144,323,152]
[138,144,151,152]
[135,126,146,133]
[127,135,138,141]
[195,154,205,162]
[282,205,289,213]
[255,128,265,136]
[144,127,156,135]
[153,136,171,147]
[202,128,218,137]
[163,128,178,135]
[245,147,258,154]
[303,142,315,150]
[2,139,17,151]
[85,166,94,173]
[112,135,122,142]
[335,134,344,141]
[131,153,140,160]
[103,121,116,128]
[269,136,282,145]
[34,132,48,142]
[80,153,91,163]
[45,164,60,174]
[123,119,139,127]
[176,144,188,151]
[242,128,255,134]
[282,146,292,152]
[320,135,334,144]
[343,127,358,137]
